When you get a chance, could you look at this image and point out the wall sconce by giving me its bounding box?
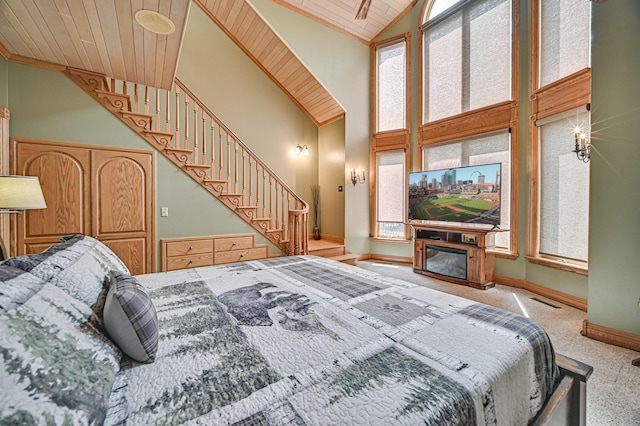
[350,168,366,186]
[573,127,591,163]
[294,144,309,156]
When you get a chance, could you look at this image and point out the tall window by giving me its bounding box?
[377,42,406,132]
[376,150,406,238]
[423,0,511,123]
[419,0,518,254]
[528,0,591,273]
[372,34,410,239]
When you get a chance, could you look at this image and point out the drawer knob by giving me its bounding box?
[189,260,193,264]
[240,254,244,258]
[232,242,236,247]
[189,246,193,250]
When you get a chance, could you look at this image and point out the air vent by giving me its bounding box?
[134,10,175,35]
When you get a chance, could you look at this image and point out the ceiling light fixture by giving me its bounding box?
[134,10,176,35]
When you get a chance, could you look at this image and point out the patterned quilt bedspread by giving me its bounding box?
[105,256,559,426]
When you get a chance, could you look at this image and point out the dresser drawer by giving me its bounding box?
[165,239,214,257]
[214,247,267,265]
[166,253,214,271]
[214,236,254,252]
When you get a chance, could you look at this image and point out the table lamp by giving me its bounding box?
[0,175,47,260]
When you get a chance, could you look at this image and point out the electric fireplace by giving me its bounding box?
[424,245,467,280]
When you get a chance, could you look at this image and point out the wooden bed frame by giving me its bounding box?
[533,353,593,426]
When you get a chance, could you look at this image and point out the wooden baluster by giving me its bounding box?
[241,149,247,204]
[122,81,127,96]
[210,120,215,179]
[248,157,253,206]
[286,192,291,244]
[273,182,278,230]
[155,88,160,131]
[184,93,190,155]
[226,135,231,187]
[133,84,139,113]
[165,89,170,133]
[202,113,207,168]
[234,141,239,194]
[109,78,115,93]
[174,86,180,149]
[269,176,273,224]
[262,167,266,218]
[218,130,223,181]
[193,103,198,164]
[282,187,287,235]
[144,86,149,116]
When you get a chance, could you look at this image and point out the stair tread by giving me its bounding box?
[329,254,358,260]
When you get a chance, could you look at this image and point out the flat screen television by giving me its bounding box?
[408,163,501,226]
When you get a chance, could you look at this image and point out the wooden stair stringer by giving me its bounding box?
[64,68,293,255]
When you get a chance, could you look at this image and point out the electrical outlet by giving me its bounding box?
[161,207,169,217]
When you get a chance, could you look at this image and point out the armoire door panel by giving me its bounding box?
[92,151,151,236]
[102,238,146,276]
[25,242,58,255]
[13,142,91,255]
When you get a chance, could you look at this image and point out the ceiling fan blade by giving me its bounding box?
[355,0,372,20]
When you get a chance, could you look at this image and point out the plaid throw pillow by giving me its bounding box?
[104,270,158,363]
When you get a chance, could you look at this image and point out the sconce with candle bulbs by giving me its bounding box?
[573,126,591,163]
[350,168,366,186]
[294,144,309,156]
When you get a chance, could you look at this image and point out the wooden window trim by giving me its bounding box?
[527,0,591,271]
[525,255,589,276]
[418,0,519,256]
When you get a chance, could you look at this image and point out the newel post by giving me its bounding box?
[288,210,309,255]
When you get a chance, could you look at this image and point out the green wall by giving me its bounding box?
[589,0,640,335]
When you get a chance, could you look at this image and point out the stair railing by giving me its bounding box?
[104,77,308,255]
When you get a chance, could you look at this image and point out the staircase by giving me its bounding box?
[65,68,308,256]
[308,239,359,265]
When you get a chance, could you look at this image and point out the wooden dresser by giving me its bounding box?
[161,233,270,272]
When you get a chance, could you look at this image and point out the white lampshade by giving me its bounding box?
[0,176,47,210]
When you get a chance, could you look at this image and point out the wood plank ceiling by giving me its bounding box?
[195,0,345,126]
[273,0,417,44]
[0,0,190,90]
[0,0,413,126]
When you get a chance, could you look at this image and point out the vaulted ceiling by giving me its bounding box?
[0,0,414,126]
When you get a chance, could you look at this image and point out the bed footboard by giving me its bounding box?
[532,353,593,426]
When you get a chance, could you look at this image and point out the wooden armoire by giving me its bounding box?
[11,138,156,275]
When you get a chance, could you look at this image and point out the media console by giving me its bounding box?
[412,224,500,290]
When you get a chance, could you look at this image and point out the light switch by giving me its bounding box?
[161,207,169,217]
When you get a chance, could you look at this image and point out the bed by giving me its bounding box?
[0,235,591,425]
